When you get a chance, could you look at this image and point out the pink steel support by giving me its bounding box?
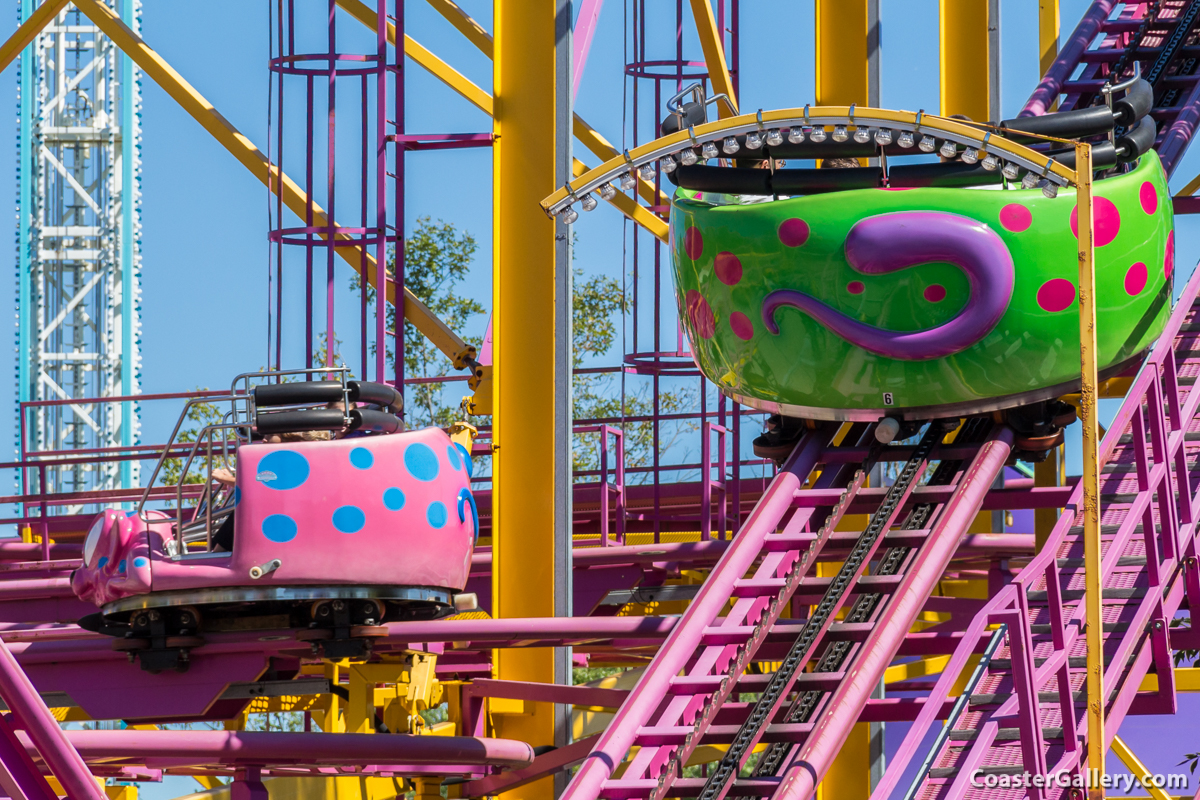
[0,713,58,800]
[0,638,102,799]
[1021,0,1118,116]
[560,427,832,800]
[572,0,605,100]
[773,426,1013,800]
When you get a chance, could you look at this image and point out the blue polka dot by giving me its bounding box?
[332,505,366,534]
[446,445,462,471]
[256,451,310,491]
[233,486,241,506]
[118,559,127,574]
[262,514,298,543]
[383,487,406,511]
[404,443,440,482]
[133,557,149,568]
[427,501,448,529]
[350,447,374,470]
[125,510,137,517]
[97,556,109,570]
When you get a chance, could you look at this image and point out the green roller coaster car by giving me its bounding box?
[670,152,1175,421]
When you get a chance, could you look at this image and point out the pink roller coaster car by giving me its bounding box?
[73,369,479,671]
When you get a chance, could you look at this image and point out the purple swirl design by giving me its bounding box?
[762,211,1014,360]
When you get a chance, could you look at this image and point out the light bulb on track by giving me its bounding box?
[680,148,699,166]
[599,182,617,200]
[581,194,598,212]
[561,206,578,224]
[787,127,806,144]
[875,128,894,146]
[918,135,936,152]
[1002,162,1020,181]
[961,148,979,165]
[809,126,827,143]
[766,128,783,146]
[618,171,636,190]
[701,141,719,159]
[981,154,1000,171]
[832,125,849,142]
[1021,171,1039,190]
[745,131,763,150]
[939,140,958,159]
[661,154,678,173]
[1041,180,1059,199]
[722,136,740,154]
[897,130,915,148]
[639,162,656,180]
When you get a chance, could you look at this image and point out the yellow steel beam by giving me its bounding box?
[1141,667,1200,692]
[404,32,494,115]
[492,1,559,798]
[883,655,951,685]
[1040,0,1060,77]
[815,0,868,106]
[1076,141,1106,793]
[341,0,666,207]
[0,0,71,74]
[688,0,738,118]
[1111,735,1176,800]
[425,0,493,57]
[939,0,990,121]
[71,0,475,368]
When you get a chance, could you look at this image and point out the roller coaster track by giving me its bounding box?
[1024,0,1200,176]
[886,247,1200,800]
[559,417,1016,800]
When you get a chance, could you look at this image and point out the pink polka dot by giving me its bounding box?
[1125,261,1148,296]
[1037,278,1076,312]
[924,284,947,303]
[714,252,742,286]
[1140,181,1159,215]
[778,218,810,247]
[999,204,1032,232]
[1166,230,1176,280]
[847,281,865,295]
[1070,196,1121,247]
[684,227,703,259]
[729,312,754,341]
[685,290,715,339]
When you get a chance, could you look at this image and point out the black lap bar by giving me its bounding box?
[255,408,346,435]
[349,408,403,434]
[253,381,345,408]
[348,381,404,415]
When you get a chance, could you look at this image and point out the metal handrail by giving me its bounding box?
[901,623,1009,800]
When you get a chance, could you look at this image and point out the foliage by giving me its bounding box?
[352,217,486,429]
[160,396,228,493]
[245,712,304,732]
[571,269,697,483]
[573,665,628,685]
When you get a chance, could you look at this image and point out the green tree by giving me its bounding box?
[571,269,696,483]
[353,217,486,429]
[159,397,228,492]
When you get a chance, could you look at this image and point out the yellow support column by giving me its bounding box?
[815,0,868,107]
[492,0,561,799]
[1034,445,1062,553]
[1040,0,1060,76]
[1075,143,1105,798]
[939,0,993,122]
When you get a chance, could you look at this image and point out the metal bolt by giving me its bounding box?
[333,600,346,611]
[149,610,161,622]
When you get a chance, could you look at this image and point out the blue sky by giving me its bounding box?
[4,1,1200,796]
